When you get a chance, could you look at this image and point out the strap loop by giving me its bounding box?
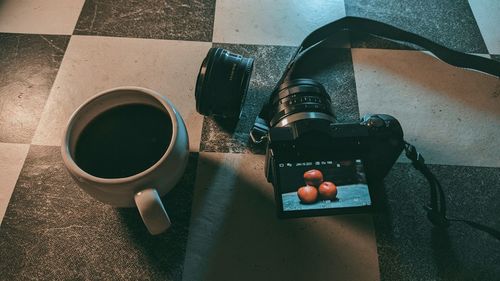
[404,141,500,241]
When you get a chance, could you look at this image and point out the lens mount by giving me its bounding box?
[195,47,254,119]
[269,79,335,127]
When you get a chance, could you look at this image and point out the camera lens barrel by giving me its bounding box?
[195,48,254,119]
[269,79,335,127]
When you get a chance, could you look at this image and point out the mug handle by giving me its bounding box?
[134,188,171,235]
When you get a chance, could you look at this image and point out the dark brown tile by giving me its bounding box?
[74,0,215,41]
[345,0,489,53]
[0,145,198,281]
[0,34,69,143]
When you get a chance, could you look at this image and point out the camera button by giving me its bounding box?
[366,116,385,128]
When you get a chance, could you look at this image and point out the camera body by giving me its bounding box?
[265,114,405,217]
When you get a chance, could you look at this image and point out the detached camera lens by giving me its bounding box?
[195,48,254,119]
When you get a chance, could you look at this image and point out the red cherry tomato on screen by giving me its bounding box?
[297,185,318,204]
[303,169,323,187]
[319,181,337,200]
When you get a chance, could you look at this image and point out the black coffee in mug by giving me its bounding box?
[74,104,172,178]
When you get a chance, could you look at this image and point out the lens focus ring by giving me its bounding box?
[269,79,335,127]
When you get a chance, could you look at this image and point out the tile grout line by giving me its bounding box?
[0,143,30,226]
[29,35,73,146]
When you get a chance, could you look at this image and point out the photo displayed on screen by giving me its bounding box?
[278,159,371,212]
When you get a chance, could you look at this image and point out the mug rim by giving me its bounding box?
[61,86,179,185]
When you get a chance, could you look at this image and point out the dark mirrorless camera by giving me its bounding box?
[194,45,404,218]
[262,79,404,218]
[194,17,500,219]
[264,90,404,217]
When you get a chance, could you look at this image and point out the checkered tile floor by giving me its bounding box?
[0,1,499,280]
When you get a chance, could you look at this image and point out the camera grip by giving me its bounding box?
[134,188,171,235]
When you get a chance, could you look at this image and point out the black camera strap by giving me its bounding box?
[250,16,500,144]
[294,16,500,77]
[403,141,500,242]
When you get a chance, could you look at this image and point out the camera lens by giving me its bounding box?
[269,79,335,127]
[195,48,254,119]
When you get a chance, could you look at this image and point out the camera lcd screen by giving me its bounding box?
[277,159,371,215]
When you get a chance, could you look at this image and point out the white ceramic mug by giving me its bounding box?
[61,87,189,235]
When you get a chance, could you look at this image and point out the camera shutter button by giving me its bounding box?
[366,116,385,128]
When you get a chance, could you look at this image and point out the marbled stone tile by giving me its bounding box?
[212,0,345,46]
[0,143,30,224]
[74,0,215,41]
[183,152,380,281]
[31,36,210,152]
[0,34,70,143]
[375,163,500,280]
[0,0,85,35]
[200,44,359,154]
[352,48,500,167]
[344,0,488,53]
[468,0,500,54]
[0,146,198,281]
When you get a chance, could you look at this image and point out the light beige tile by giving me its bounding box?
[213,0,346,46]
[0,0,85,35]
[32,36,211,152]
[183,152,379,281]
[0,143,30,225]
[352,48,500,167]
[468,0,500,54]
